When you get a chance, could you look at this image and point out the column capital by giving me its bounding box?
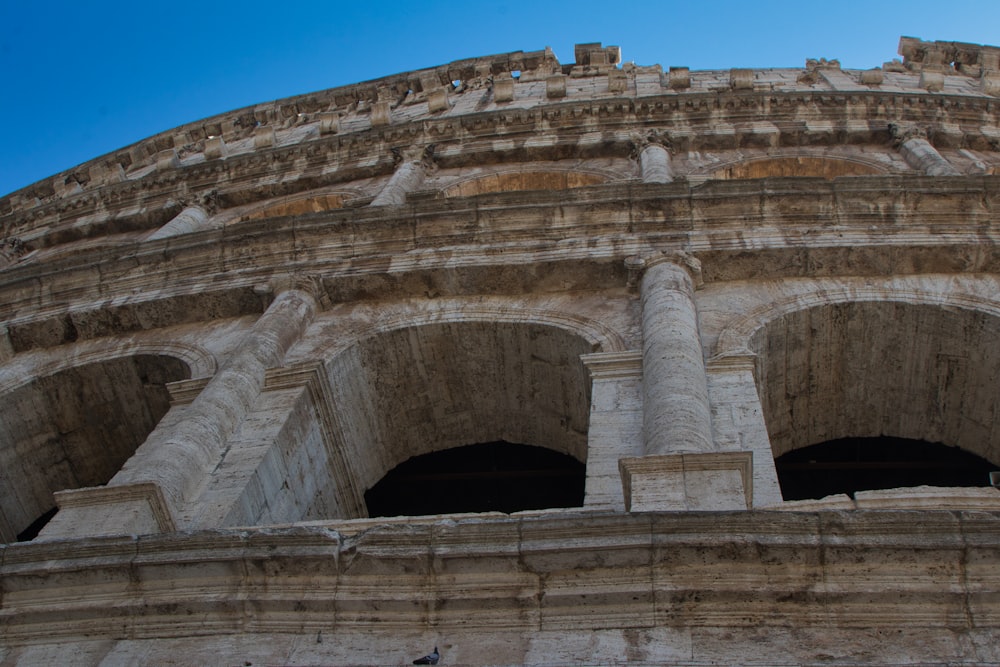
[629,130,673,159]
[580,350,643,379]
[889,121,929,147]
[391,143,437,168]
[625,250,702,288]
[706,350,758,374]
[254,274,325,308]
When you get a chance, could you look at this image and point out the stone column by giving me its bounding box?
[147,205,212,241]
[618,253,753,511]
[40,283,318,539]
[371,146,434,206]
[632,133,674,183]
[640,143,674,183]
[891,123,960,176]
[637,254,713,455]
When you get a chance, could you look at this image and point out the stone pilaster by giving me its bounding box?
[891,123,960,176]
[705,352,784,507]
[371,146,435,206]
[146,205,211,241]
[580,351,644,510]
[38,283,318,539]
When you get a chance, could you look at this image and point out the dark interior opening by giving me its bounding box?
[16,507,58,542]
[365,441,585,517]
[776,436,998,501]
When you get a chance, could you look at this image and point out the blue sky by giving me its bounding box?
[1,0,998,197]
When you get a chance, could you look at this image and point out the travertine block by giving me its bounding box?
[607,69,627,93]
[920,70,945,92]
[546,74,567,98]
[204,136,227,160]
[493,75,514,102]
[427,87,450,113]
[371,100,391,126]
[619,452,752,511]
[155,149,180,171]
[318,112,340,135]
[668,66,690,89]
[860,68,884,84]
[253,126,276,148]
[983,73,1000,97]
[730,68,754,89]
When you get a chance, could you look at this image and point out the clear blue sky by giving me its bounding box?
[2,0,998,197]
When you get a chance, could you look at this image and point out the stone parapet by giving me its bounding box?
[3,511,1000,664]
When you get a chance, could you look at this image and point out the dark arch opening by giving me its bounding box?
[364,441,585,517]
[775,436,998,501]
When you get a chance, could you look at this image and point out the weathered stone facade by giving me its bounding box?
[2,37,1000,665]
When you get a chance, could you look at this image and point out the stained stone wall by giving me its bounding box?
[2,37,1000,666]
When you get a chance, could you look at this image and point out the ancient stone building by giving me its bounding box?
[2,36,1000,665]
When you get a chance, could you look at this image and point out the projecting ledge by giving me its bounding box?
[40,482,177,540]
[619,451,753,512]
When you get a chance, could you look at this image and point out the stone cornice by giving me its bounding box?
[4,88,999,241]
[1,175,998,353]
[1,510,997,643]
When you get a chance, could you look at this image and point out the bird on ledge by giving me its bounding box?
[413,646,440,665]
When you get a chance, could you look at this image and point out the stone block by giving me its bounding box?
[371,100,391,126]
[619,452,753,512]
[493,75,514,102]
[155,149,180,171]
[920,70,945,92]
[983,73,1000,97]
[860,68,884,85]
[204,136,227,160]
[427,87,450,113]
[546,74,567,99]
[607,69,627,93]
[668,66,690,89]
[253,126,276,148]
[318,112,340,135]
[730,68,754,90]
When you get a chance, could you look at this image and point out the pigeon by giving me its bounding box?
[413,646,440,665]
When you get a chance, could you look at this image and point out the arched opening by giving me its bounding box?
[442,170,607,198]
[0,354,190,542]
[776,436,997,501]
[312,320,594,520]
[365,440,585,516]
[711,156,884,180]
[750,300,1000,501]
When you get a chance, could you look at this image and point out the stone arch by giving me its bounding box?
[218,187,364,224]
[311,302,627,362]
[707,155,888,180]
[714,285,1000,358]
[0,351,193,542]
[721,289,1000,486]
[0,338,215,396]
[367,304,627,353]
[321,313,601,513]
[440,167,614,198]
